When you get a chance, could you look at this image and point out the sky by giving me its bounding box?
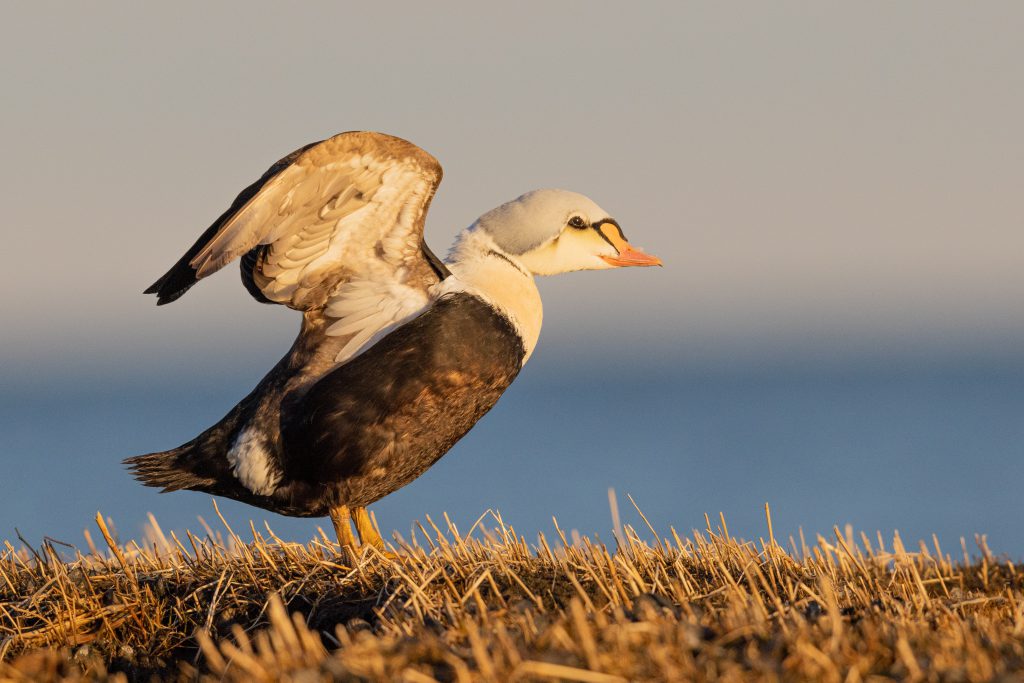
[1,2,1021,378]
[0,3,1022,553]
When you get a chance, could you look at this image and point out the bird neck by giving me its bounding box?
[442,229,543,364]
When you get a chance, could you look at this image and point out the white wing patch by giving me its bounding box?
[175,132,443,315]
[253,158,429,309]
[157,132,449,366]
[226,428,281,495]
[325,278,431,361]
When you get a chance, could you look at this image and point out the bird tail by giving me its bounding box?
[123,442,218,493]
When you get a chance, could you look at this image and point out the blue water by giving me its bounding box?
[2,358,1022,558]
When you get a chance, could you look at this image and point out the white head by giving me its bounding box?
[442,189,660,365]
[470,189,661,275]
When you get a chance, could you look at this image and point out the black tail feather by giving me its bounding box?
[123,445,216,493]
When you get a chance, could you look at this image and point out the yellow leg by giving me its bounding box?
[329,504,358,559]
[353,507,386,550]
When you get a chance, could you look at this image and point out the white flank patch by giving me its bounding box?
[226,428,281,495]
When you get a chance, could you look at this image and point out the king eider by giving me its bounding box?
[125,131,661,554]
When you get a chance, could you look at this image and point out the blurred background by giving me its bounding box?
[2,3,1021,556]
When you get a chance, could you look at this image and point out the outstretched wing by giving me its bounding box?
[147,131,445,308]
[146,131,450,360]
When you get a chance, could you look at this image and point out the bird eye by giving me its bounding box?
[568,216,587,229]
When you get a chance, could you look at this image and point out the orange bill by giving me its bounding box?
[596,222,662,267]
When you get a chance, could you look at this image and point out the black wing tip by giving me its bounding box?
[143,285,186,306]
[154,289,187,306]
[144,272,168,296]
[144,269,198,305]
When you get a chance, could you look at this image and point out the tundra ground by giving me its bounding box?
[1,505,1022,682]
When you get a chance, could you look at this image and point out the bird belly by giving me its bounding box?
[274,292,527,515]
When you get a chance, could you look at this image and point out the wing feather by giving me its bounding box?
[146,131,443,310]
[324,278,431,361]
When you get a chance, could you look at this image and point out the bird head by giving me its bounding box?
[473,189,661,275]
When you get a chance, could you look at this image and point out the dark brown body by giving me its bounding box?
[125,293,525,516]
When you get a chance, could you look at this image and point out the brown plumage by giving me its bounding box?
[125,130,661,554]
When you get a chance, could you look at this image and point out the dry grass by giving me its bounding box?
[1,500,1023,682]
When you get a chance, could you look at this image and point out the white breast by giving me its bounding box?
[439,232,543,363]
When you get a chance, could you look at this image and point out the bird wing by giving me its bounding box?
[147,131,445,306]
[146,131,449,360]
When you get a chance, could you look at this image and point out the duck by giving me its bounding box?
[125,131,661,553]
